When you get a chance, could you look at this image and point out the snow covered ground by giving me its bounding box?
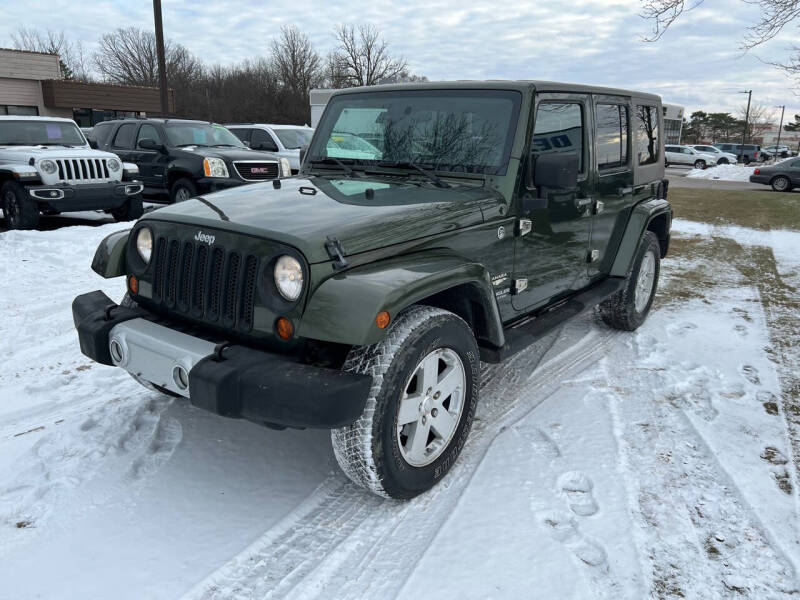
[1,213,799,599]
[686,164,755,181]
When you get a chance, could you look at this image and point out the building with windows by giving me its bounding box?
[0,48,174,125]
[663,103,684,144]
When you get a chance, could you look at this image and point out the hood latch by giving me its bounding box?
[325,236,349,270]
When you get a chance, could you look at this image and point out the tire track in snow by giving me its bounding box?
[603,330,800,598]
[183,316,622,600]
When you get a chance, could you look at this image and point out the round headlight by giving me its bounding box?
[136,228,153,263]
[274,255,303,301]
[107,158,121,172]
[39,159,57,175]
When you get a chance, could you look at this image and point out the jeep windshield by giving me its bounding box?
[307,89,522,176]
[0,120,86,146]
[164,123,245,148]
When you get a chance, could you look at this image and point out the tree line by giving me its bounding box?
[10,24,425,125]
[680,104,800,144]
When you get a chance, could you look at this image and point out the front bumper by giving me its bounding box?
[28,181,143,211]
[196,178,248,194]
[72,290,372,429]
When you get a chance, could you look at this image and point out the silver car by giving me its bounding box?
[226,124,314,174]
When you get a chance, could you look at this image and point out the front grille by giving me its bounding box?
[233,161,279,181]
[151,237,258,331]
[55,158,111,183]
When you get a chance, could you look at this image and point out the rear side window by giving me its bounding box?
[252,129,279,152]
[230,128,252,144]
[635,105,659,165]
[93,122,114,146]
[595,104,628,170]
[533,102,584,173]
[113,123,136,149]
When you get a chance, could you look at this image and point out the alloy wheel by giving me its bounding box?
[634,251,656,313]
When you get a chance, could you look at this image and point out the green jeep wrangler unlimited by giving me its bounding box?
[72,82,671,499]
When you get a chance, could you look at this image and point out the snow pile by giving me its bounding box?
[686,164,755,181]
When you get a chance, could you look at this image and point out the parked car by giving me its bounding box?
[73,81,671,499]
[0,116,143,229]
[761,145,791,160]
[689,145,738,165]
[664,145,717,169]
[749,159,800,192]
[716,143,761,164]
[226,124,314,174]
[96,118,291,203]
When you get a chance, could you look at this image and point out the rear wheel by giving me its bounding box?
[1,181,39,230]
[331,306,479,499]
[771,176,792,192]
[170,178,197,203]
[693,159,707,170]
[597,231,660,331]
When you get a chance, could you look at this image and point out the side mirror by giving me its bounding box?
[532,152,579,190]
[299,145,308,167]
[138,138,164,152]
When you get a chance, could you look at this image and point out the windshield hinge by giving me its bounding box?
[325,236,349,270]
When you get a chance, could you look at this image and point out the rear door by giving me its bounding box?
[110,122,137,163]
[511,92,594,311]
[590,97,634,279]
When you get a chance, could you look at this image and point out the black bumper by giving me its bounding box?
[72,290,372,429]
[196,178,248,194]
[28,181,143,212]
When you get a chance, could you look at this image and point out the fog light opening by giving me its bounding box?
[172,365,189,391]
[109,339,124,364]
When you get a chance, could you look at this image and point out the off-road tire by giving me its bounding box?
[597,231,660,331]
[120,293,181,398]
[693,159,706,170]
[111,196,144,221]
[170,178,197,203]
[771,176,792,193]
[331,306,480,499]
[1,181,40,230]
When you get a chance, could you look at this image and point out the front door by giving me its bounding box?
[512,93,594,311]
[133,123,167,189]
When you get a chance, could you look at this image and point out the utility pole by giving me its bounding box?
[153,0,169,116]
[775,105,785,160]
[739,90,752,163]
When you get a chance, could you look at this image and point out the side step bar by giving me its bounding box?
[479,277,625,363]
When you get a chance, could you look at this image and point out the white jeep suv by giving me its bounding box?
[0,116,143,229]
[689,145,738,165]
[664,145,718,169]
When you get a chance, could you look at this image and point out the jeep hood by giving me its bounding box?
[0,145,120,161]
[143,176,498,263]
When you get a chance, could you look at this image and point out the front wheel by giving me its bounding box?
[170,178,197,203]
[331,306,479,499]
[694,159,707,170]
[597,231,660,331]
[771,176,792,192]
[1,181,39,230]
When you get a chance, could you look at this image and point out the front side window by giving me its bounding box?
[164,123,244,148]
[308,89,522,175]
[273,128,314,149]
[136,123,162,147]
[533,102,584,173]
[635,105,659,165]
[595,103,628,170]
[0,119,85,146]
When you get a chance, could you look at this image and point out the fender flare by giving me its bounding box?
[610,198,672,277]
[0,164,42,183]
[91,229,131,278]
[298,251,505,347]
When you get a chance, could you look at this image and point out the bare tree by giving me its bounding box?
[11,27,91,80]
[326,24,410,88]
[738,103,777,140]
[94,27,202,88]
[640,0,800,78]
[270,26,323,123]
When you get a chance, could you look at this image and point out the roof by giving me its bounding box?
[0,115,76,123]
[226,123,313,130]
[0,46,57,57]
[325,80,662,102]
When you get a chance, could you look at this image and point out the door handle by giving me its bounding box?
[617,186,633,197]
[575,197,593,208]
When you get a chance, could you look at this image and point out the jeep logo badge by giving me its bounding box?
[195,231,215,245]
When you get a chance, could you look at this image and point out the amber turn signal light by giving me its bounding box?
[375,311,391,329]
[275,317,294,340]
[128,275,138,294]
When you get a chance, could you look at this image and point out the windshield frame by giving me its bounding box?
[163,122,245,148]
[307,89,523,177]
[0,119,88,147]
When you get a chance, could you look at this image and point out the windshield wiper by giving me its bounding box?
[213,144,241,147]
[309,157,361,178]
[175,143,210,147]
[376,161,450,188]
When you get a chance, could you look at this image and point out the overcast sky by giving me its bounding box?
[3,0,800,124]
